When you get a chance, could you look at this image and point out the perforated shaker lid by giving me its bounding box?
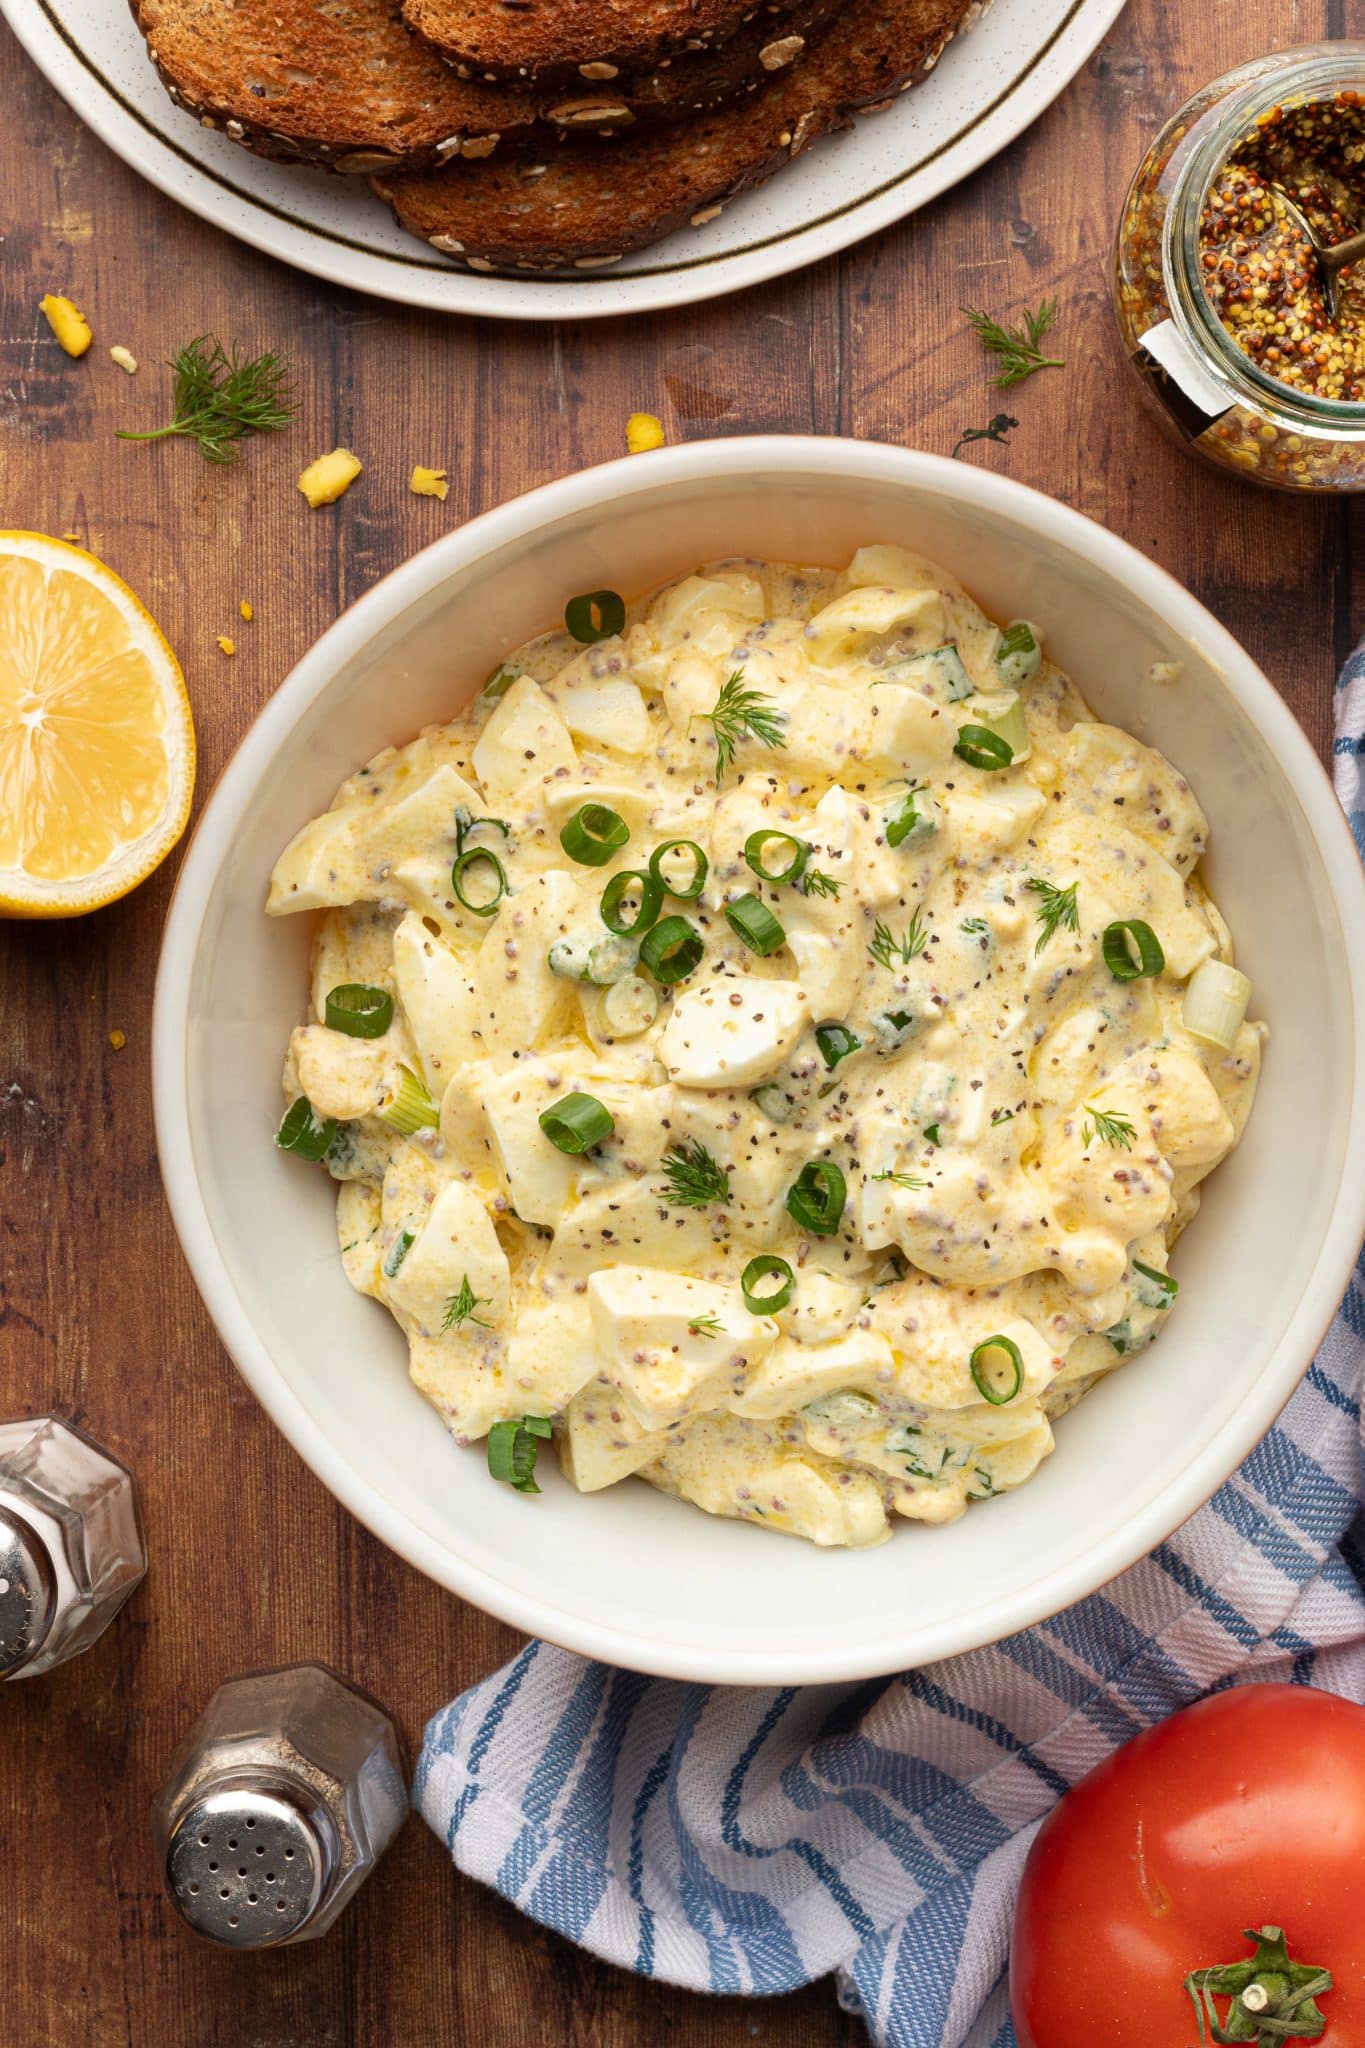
[165,1780,339,1947]
[0,1504,55,1677]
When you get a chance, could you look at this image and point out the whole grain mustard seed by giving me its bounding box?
[1199,91,1365,400]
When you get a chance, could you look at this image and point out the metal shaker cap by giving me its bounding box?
[164,1779,340,1948]
[0,1504,55,1678]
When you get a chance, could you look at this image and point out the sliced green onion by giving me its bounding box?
[565,589,626,644]
[923,1122,942,1147]
[786,1159,847,1236]
[560,803,630,868]
[276,1095,337,1161]
[1132,1259,1179,1308]
[1102,919,1165,982]
[548,934,594,981]
[898,644,972,702]
[885,786,936,849]
[452,846,508,917]
[587,935,638,985]
[639,915,704,984]
[1102,1319,1140,1357]
[601,975,659,1036]
[380,1063,440,1135]
[873,1007,918,1049]
[487,1414,553,1494]
[750,1081,795,1124]
[481,663,518,701]
[969,1334,1023,1406]
[741,1254,795,1315]
[994,621,1042,687]
[815,1023,862,1071]
[539,1092,614,1154]
[805,1389,879,1426]
[649,839,709,900]
[382,1229,415,1279]
[725,893,786,956]
[1182,958,1251,1050]
[325,983,393,1038]
[601,869,664,937]
[953,723,1014,771]
[744,829,809,886]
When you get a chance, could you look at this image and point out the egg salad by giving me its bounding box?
[267,548,1263,1549]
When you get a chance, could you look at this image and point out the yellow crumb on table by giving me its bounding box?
[410,465,449,500]
[217,635,236,657]
[298,449,362,508]
[626,412,666,454]
[108,1029,127,1051]
[239,599,253,622]
[40,294,92,357]
[109,345,138,374]
[62,530,81,543]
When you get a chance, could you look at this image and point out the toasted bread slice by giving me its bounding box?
[402,0,819,88]
[133,0,842,170]
[375,0,976,266]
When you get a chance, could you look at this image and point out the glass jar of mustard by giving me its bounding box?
[1113,44,1365,491]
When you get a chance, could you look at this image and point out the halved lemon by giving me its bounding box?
[0,533,195,917]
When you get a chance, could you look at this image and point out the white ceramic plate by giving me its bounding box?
[3,0,1127,319]
[153,438,1365,1686]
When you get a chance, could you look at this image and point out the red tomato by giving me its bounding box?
[1010,1685,1365,2047]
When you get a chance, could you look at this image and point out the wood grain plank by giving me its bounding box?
[0,0,1347,2040]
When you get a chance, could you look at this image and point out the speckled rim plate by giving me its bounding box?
[2,0,1127,319]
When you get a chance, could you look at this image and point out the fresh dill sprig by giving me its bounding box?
[961,916,989,938]
[442,1275,491,1332]
[687,1311,725,1340]
[1026,876,1080,955]
[990,1107,1015,1126]
[802,869,842,900]
[952,411,1019,461]
[700,670,786,783]
[963,298,1065,388]
[872,1170,930,1190]
[661,1139,732,1208]
[116,334,296,464]
[868,908,929,971]
[1081,1104,1136,1152]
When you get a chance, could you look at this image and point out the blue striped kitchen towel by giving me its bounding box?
[417,662,1365,2048]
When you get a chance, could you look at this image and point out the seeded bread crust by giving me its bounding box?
[402,0,819,88]
[131,0,843,170]
[375,0,977,268]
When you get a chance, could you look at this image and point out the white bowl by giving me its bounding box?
[153,438,1365,1685]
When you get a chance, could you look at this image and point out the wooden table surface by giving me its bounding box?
[0,0,1357,2040]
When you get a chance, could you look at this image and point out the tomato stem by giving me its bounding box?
[1184,1926,1332,2046]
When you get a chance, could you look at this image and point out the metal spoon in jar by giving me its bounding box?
[1271,186,1365,321]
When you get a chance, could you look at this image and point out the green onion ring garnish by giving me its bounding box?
[379,1063,440,1135]
[742,1254,795,1315]
[452,845,508,917]
[648,839,709,900]
[275,1096,338,1161]
[743,829,809,886]
[725,893,786,956]
[786,1159,847,1236]
[486,1414,553,1494]
[539,1092,614,1155]
[324,982,394,1038]
[1101,918,1165,981]
[885,787,928,849]
[382,1229,415,1279]
[953,724,1014,771]
[815,1023,862,1071]
[564,589,626,644]
[601,869,664,936]
[969,1335,1024,1406]
[639,915,705,984]
[560,803,630,868]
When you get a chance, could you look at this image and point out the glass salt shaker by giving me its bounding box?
[0,1416,147,1681]
[152,1663,409,1948]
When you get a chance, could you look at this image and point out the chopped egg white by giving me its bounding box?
[268,549,1264,1548]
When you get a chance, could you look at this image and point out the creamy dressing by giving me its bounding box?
[268,548,1263,1548]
